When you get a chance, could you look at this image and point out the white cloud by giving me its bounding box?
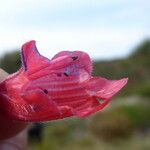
[0,0,149,60]
[0,26,148,60]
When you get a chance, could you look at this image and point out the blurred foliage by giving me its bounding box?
[0,50,20,73]
[28,123,44,143]
[30,119,88,150]
[89,108,133,141]
[130,39,150,58]
[120,103,150,130]
[93,39,150,97]
[89,101,150,141]
[30,97,150,150]
[137,81,150,97]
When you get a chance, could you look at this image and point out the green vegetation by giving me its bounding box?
[89,100,150,141]
[93,39,150,97]
[0,50,20,73]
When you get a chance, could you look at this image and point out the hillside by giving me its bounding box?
[93,40,150,97]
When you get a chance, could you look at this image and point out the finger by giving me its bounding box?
[0,69,8,81]
[0,129,28,150]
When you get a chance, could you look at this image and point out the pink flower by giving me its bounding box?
[0,40,128,122]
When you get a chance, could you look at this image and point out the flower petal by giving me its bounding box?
[52,51,92,74]
[21,40,50,74]
[1,91,75,122]
[0,40,128,122]
[74,97,111,117]
[86,77,128,99]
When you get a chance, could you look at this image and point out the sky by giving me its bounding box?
[0,0,149,60]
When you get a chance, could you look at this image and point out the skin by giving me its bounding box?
[0,69,28,150]
[0,113,28,140]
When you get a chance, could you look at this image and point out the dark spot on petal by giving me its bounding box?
[64,72,69,76]
[57,73,62,77]
[43,89,48,94]
[71,56,78,61]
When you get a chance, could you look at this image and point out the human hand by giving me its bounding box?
[0,69,28,150]
[0,129,27,150]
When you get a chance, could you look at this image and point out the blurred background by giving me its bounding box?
[0,0,150,150]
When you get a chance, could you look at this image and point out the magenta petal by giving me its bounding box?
[21,40,50,74]
[51,50,92,74]
[20,90,74,121]
[0,40,128,122]
[74,98,111,118]
[20,90,62,121]
[86,77,128,99]
[51,51,72,60]
[21,40,38,70]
